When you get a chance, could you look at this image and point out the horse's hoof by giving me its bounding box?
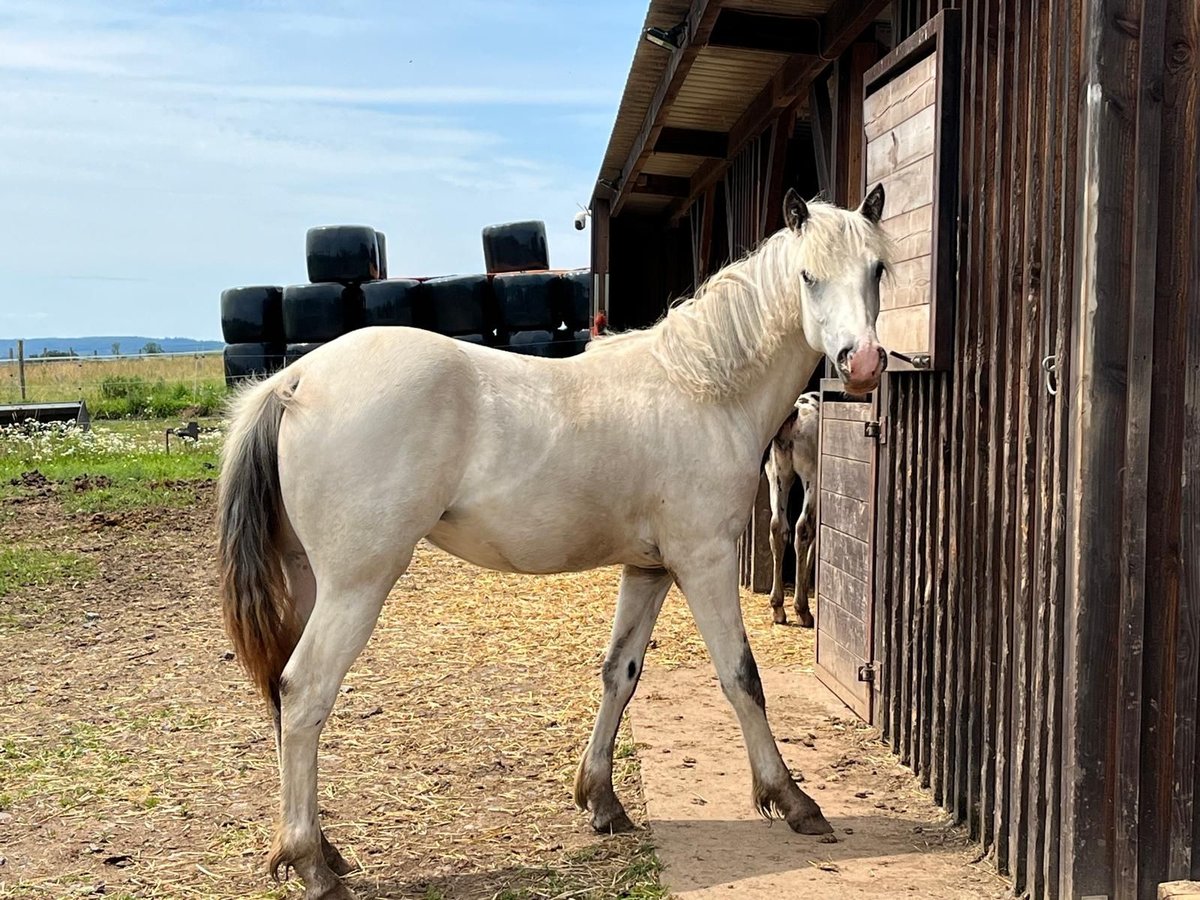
[772,606,788,626]
[788,809,833,835]
[592,808,637,834]
[304,882,357,900]
[796,610,814,629]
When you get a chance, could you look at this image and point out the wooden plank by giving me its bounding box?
[1011,1,1048,890]
[1118,0,1166,894]
[750,473,774,594]
[877,304,931,354]
[914,375,930,786]
[875,153,936,219]
[1044,1,1081,888]
[820,524,870,585]
[1060,0,1142,893]
[821,418,874,463]
[881,204,935,264]
[866,103,937,184]
[863,53,938,140]
[947,0,980,829]
[818,590,867,655]
[815,648,869,720]
[881,255,933,310]
[821,455,872,503]
[932,373,951,804]
[1024,0,1056,891]
[820,558,869,612]
[1163,0,1200,881]
[898,382,914,765]
[823,399,874,422]
[820,489,870,538]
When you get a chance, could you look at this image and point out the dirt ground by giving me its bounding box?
[0,483,1005,899]
[630,668,1008,899]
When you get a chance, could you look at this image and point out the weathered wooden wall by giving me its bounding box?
[877,0,1199,897]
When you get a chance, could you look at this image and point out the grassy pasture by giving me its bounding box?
[0,352,226,419]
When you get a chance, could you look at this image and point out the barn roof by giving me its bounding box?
[595,0,891,219]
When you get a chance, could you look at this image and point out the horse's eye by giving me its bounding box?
[874,262,886,281]
[801,270,815,285]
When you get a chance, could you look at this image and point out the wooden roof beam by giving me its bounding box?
[631,174,692,198]
[610,0,724,217]
[653,127,728,157]
[707,9,822,55]
[670,0,892,223]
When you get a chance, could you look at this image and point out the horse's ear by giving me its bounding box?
[783,188,808,232]
[860,183,885,224]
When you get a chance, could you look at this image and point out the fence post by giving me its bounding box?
[17,339,26,401]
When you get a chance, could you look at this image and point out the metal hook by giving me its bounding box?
[1042,354,1058,396]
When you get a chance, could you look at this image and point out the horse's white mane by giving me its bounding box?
[588,201,892,400]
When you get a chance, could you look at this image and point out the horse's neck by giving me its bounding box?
[736,331,823,451]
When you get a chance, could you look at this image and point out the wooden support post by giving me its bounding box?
[17,339,25,401]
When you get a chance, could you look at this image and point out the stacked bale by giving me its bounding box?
[220,286,285,385]
[220,218,593,382]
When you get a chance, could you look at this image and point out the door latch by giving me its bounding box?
[857,663,876,684]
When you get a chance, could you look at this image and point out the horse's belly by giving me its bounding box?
[425,511,653,575]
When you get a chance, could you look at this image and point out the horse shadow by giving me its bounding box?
[347,814,957,898]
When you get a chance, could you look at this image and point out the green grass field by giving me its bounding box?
[0,419,221,512]
[0,353,226,419]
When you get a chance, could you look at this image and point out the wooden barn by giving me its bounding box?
[588,1,1200,898]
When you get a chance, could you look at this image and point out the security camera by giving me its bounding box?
[573,209,589,231]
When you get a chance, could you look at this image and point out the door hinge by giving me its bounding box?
[865,418,886,444]
[857,662,876,684]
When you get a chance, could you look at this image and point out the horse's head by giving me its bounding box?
[782,185,890,395]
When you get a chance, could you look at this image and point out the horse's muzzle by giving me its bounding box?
[835,343,887,395]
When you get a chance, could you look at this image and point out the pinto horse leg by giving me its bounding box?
[765,452,795,626]
[675,545,831,835]
[268,569,398,900]
[575,565,673,833]
[792,490,815,629]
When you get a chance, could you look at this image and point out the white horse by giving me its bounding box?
[765,391,820,627]
[217,186,890,900]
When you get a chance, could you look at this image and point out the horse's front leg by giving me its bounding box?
[765,451,795,625]
[575,565,673,832]
[674,542,831,834]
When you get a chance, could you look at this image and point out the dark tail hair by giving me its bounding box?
[217,377,299,703]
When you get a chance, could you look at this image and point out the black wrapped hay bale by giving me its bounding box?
[221,286,284,344]
[285,343,323,365]
[375,232,388,280]
[306,225,381,284]
[283,283,364,343]
[556,268,591,330]
[423,275,495,340]
[493,271,559,333]
[362,278,421,328]
[551,329,590,359]
[224,342,285,385]
[481,220,549,274]
[507,330,555,357]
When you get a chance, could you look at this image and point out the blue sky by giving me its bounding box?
[0,0,644,339]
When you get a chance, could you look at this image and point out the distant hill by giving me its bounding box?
[0,336,224,359]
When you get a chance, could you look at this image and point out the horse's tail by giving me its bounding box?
[217,375,299,705]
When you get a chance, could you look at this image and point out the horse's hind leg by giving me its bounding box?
[675,543,831,834]
[269,564,403,900]
[575,565,673,832]
[280,550,355,878]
